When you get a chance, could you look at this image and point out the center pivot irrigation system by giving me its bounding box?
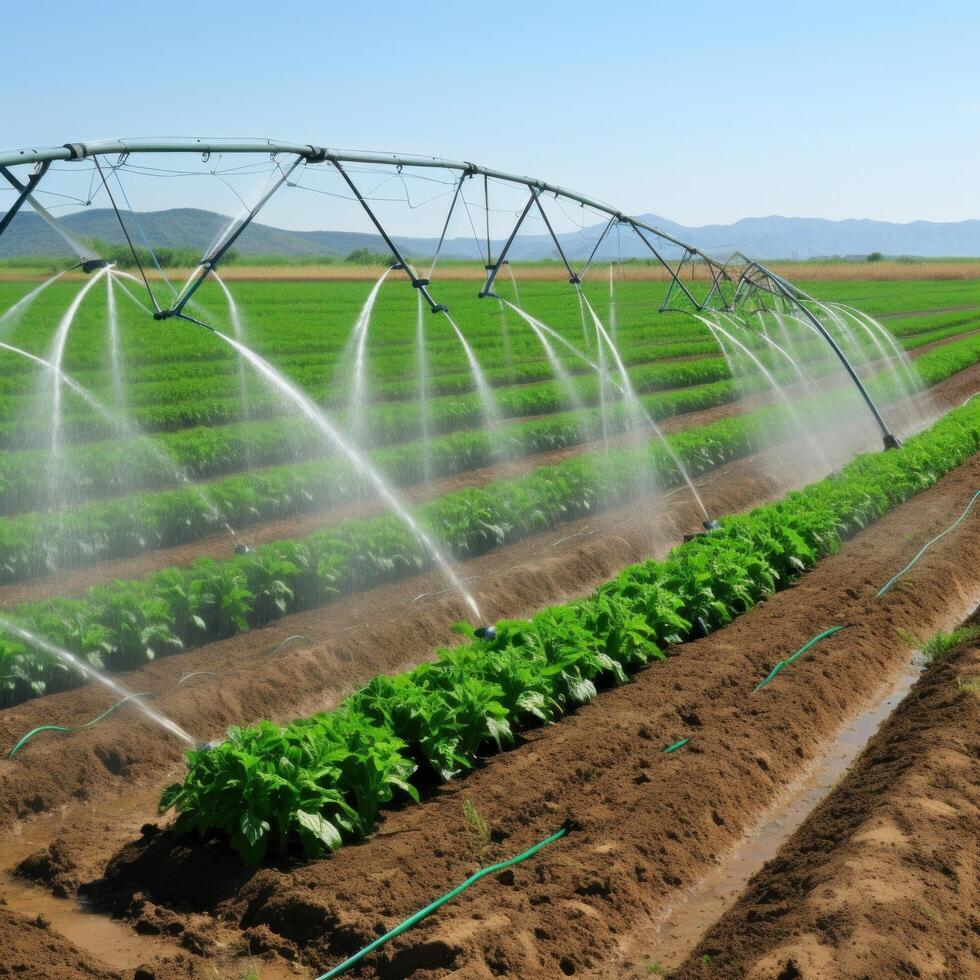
[0,137,899,449]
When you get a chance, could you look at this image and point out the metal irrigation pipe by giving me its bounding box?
[0,137,902,449]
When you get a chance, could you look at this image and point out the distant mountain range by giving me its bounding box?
[5,207,980,261]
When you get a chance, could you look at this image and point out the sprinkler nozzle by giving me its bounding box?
[194,740,220,752]
[683,520,720,543]
[474,625,496,641]
[431,303,449,314]
[153,309,175,321]
[80,259,109,273]
[411,278,430,288]
[882,433,901,451]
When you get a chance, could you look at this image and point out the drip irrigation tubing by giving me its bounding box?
[876,488,980,597]
[754,626,845,691]
[7,692,153,757]
[313,822,573,980]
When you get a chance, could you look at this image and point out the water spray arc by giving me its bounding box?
[726,259,902,450]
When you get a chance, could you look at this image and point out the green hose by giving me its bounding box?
[876,488,980,597]
[754,626,844,691]
[314,823,573,980]
[663,737,690,753]
[8,692,152,758]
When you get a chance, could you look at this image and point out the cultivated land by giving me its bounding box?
[0,271,977,979]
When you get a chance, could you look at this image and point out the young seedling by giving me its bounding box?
[463,799,492,857]
[920,627,980,663]
[956,676,980,695]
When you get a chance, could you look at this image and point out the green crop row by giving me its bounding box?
[157,396,980,863]
[0,348,734,451]
[3,325,977,709]
[0,410,768,708]
[0,277,708,377]
[4,307,914,510]
[0,327,977,593]
[0,377,752,584]
[0,353,755,512]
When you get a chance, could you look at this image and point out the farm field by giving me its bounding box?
[0,268,978,980]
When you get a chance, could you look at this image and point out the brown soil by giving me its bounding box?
[4,443,979,979]
[8,263,980,283]
[669,613,980,980]
[1,330,975,610]
[0,908,117,979]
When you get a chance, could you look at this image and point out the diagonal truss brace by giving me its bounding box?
[529,187,580,284]
[478,193,535,299]
[162,155,304,319]
[0,161,52,238]
[629,223,708,312]
[330,158,448,312]
[577,214,619,282]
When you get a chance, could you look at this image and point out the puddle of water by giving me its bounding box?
[0,788,301,978]
[0,871,184,971]
[644,651,924,970]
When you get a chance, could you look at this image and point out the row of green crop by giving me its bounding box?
[881,310,980,337]
[2,329,978,584]
[3,326,977,708]
[0,319,715,401]
[157,397,980,863]
[0,277,708,376]
[0,377,753,583]
[1,306,940,445]
[1,312,914,506]
[0,354,751,510]
[900,322,980,350]
[0,301,951,453]
[0,411,769,708]
[0,345,734,450]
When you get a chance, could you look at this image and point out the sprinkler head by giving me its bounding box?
[194,740,221,752]
[431,303,449,314]
[683,520,720,544]
[80,258,109,273]
[474,625,497,641]
[882,433,902,451]
[153,309,176,321]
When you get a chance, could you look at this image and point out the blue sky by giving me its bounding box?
[3,0,979,229]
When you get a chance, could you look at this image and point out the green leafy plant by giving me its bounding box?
[155,400,980,862]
